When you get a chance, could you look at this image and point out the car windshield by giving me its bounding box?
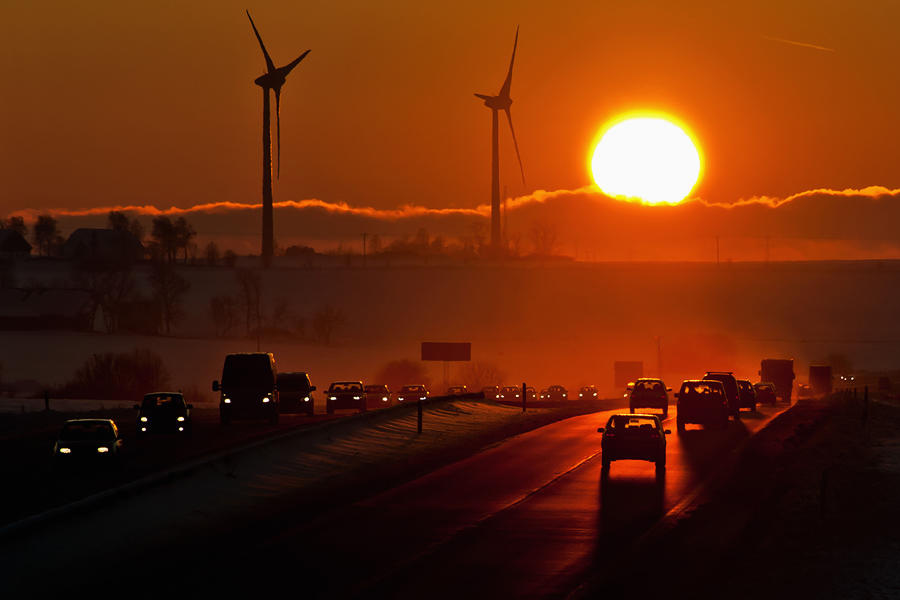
[331,383,362,392]
[142,394,184,410]
[502,387,518,392]
[608,416,659,431]
[634,380,664,393]
[681,381,724,397]
[738,381,753,391]
[581,387,594,392]
[402,385,424,392]
[550,386,564,392]
[365,385,386,393]
[59,422,115,441]
[278,373,311,391]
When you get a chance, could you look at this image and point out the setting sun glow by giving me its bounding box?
[591,117,701,205]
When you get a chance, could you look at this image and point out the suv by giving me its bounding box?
[53,419,123,468]
[579,385,599,399]
[736,379,757,412]
[676,379,729,431]
[213,353,279,425]
[135,392,192,435]
[499,386,520,401]
[702,371,741,418]
[277,372,316,415]
[628,378,671,417]
[365,384,392,407]
[482,385,500,400]
[447,385,467,396]
[326,381,366,414]
[598,413,669,474]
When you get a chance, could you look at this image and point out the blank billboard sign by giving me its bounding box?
[421,342,471,362]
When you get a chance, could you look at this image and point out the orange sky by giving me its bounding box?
[3,0,900,219]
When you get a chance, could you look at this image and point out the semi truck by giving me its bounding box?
[809,365,833,397]
[759,358,795,403]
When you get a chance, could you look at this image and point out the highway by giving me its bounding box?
[195,403,790,597]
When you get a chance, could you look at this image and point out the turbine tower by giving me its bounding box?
[247,10,310,267]
[475,27,525,254]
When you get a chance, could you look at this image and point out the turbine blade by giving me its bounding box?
[504,108,525,185]
[281,49,311,77]
[474,93,494,101]
[499,26,519,98]
[275,88,282,179]
[246,10,276,73]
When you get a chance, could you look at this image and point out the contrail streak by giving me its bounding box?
[763,34,835,53]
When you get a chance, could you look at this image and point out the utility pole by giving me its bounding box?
[765,234,770,264]
[716,236,720,266]
[656,336,662,378]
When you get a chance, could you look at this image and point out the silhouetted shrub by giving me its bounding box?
[373,359,431,392]
[56,348,171,400]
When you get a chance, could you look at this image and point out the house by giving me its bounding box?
[62,228,144,263]
[0,230,31,258]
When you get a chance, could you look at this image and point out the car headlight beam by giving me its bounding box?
[97,446,109,453]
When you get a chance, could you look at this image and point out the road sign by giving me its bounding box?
[421,342,471,362]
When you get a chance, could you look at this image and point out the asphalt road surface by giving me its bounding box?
[206,402,793,598]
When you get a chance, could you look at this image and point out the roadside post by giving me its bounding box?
[44,390,49,412]
[417,399,423,433]
[522,382,526,413]
[863,385,869,428]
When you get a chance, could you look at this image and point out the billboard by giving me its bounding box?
[421,342,471,362]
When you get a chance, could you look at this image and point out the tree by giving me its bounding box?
[151,216,178,263]
[235,268,262,337]
[2,216,26,237]
[223,250,238,268]
[312,305,345,345]
[204,241,220,266]
[148,260,190,334]
[209,295,239,337]
[369,234,382,254]
[107,210,144,242]
[173,217,196,264]
[33,214,60,256]
[373,359,431,392]
[529,221,559,256]
[457,361,506,391]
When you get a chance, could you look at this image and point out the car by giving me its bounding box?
[797,383,813,398]
[540,385,568,401]
[526,386,537,401]
[481,385,500,400]
[326,381,367,414]
[578,385,599,399]
[499,385,520,401]
[702,371,741,418]
[754,382,777,405]
[277,372,316,415]
[135,392,192,435]
[628,378,671,417]
[447,385,467,396]
[397,384,429,403]
[213,352,279,425]
[676,379,729,432]
[365,384,393,407]
[53,419,123,468]
[736,379,757,412]
[598,413,669,473]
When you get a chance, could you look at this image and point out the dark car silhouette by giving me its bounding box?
[499,385,520,401]
[676,379,729,432]
[397,384,429,403]
[213,352,279,425]
[482,385,500,400]
[53,419,123,468]
[628,378,671,417]
[736,379,758,412]
[598,413,669,473]
[540,385,568,401]
[277,371,316,415]
[135,392,192,436]
[579,385,599,399]
[365,384,392,407]
[754,382,777,405]
[702,371,741,418]
[447,385,467,396]
[526,386,537,401]
[326,381,366,414]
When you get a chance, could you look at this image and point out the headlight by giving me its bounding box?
[593,392,597,397]
[495,395,499,399]
[178,427,184,432]
[303,396,310,402]
[224,398,232,404]
[353,396,361,400]
[330,396,337,400]
[141,427,147,432]
[140,416,148,422]
[58,447,71,454]
[579,393,583,397]
[398,397,404,401]
[262,397,271,403]
[516,394,520,398]
[97,446,109,453]
[420,396,426,400]
[382,396,388,401]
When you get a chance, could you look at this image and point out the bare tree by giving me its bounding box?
[71,261,137,333]
[209,295,239,337]
[174,217,196,264]
[148,260,190,334]
[151,217,178,263]
[458,361,506,391]
[33,214,61,256]
[235,268,262,337]
[107,211,144,242]
[2,216,27,237]
[374,359,431,391]
[312,305,345,345]
[204,241,220,266]
[529,221,559,256]
[223,249,238,268]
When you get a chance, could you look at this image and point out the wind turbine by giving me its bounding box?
[246,10,310,267]
[475,27,525,253]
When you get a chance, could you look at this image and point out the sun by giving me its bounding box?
[590,116,701,205]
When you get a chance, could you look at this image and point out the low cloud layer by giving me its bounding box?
[11,185,900,261]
